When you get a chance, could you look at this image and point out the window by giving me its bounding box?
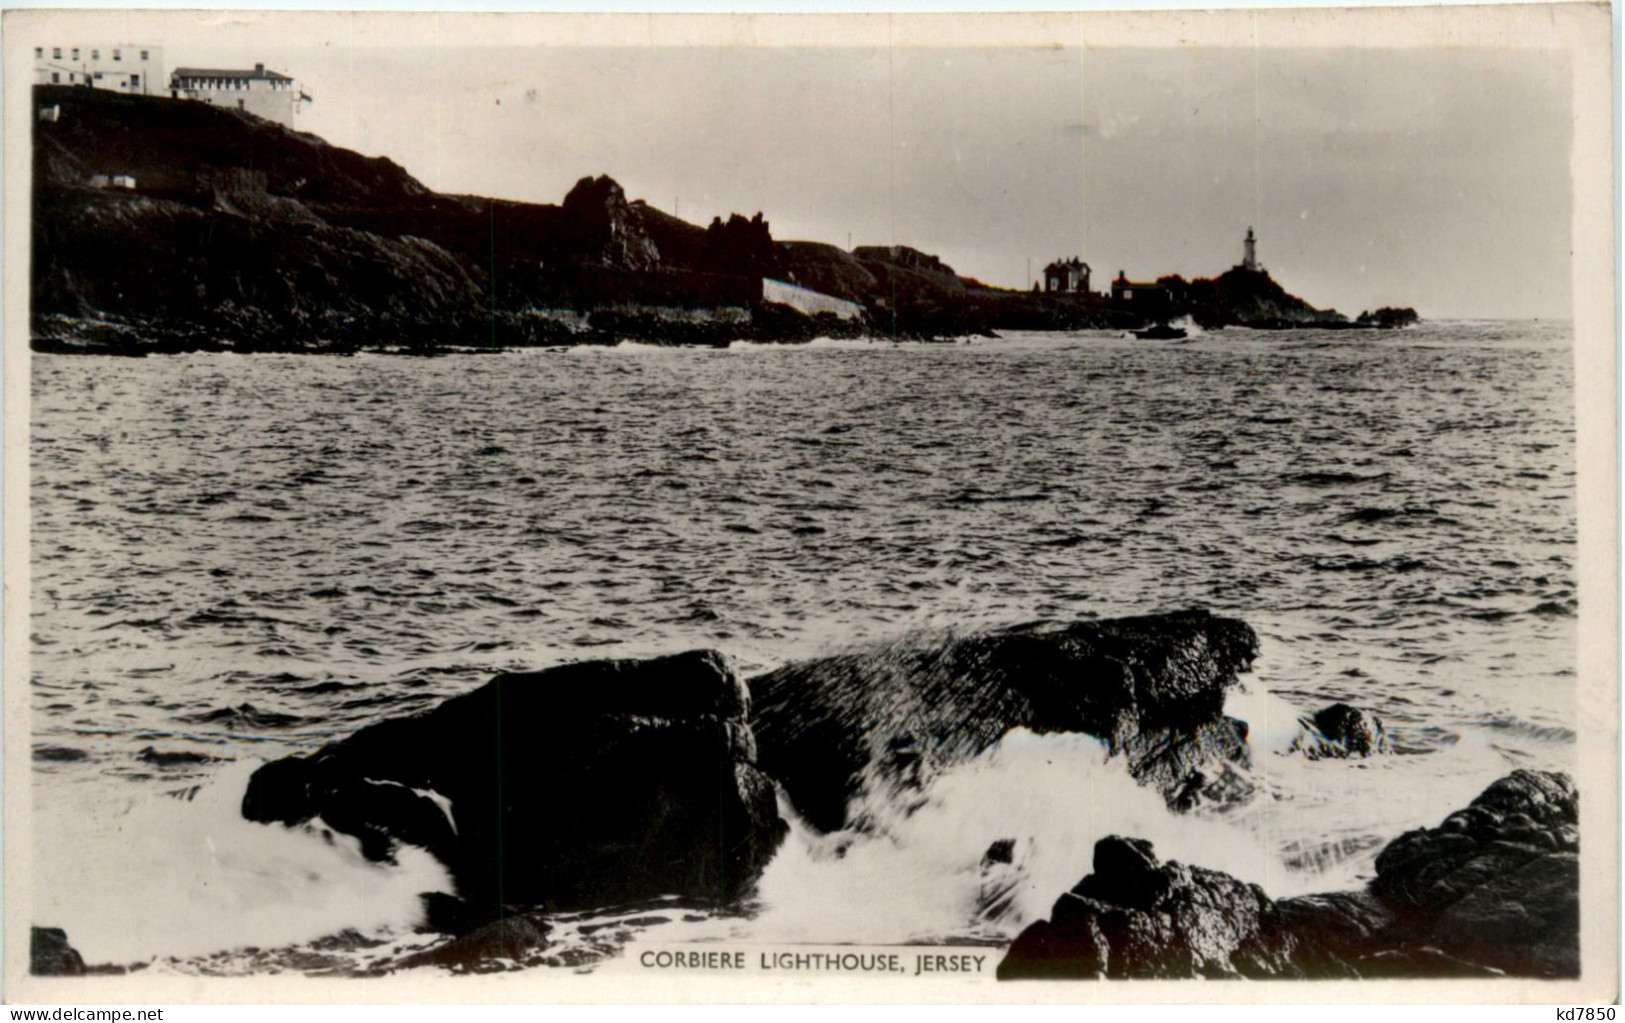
[140,50,149,60]
[51,72,59,83]
[130,74,140,87]
[113,49,121,61]
[52,47,61,59]
[34,47,42,58]
[71,48,79,60]
[93,50,99,60]
[68,73,76,83]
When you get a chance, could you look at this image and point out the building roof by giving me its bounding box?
[172,66,294,82]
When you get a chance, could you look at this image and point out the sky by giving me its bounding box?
[156,38,1572,319]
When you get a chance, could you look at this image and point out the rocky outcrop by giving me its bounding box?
[1356,307,1420,329]
[1370,770,1578,976]
[748,610,1260,833]
[241,650,787,922]
[1190,267,1343,328]
[998,769,1579,980]
[558,175,661,272]
[1287,702,1390,759]
[996,836,1294,979]
[31,927,86,976]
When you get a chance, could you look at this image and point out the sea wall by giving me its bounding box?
[761,278,865,320]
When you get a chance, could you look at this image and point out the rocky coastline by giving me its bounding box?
[30,610,1579,978]
[997,769,1579,980]
[31,85,1415,354]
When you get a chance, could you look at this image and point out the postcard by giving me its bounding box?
[3,5,1616,1005]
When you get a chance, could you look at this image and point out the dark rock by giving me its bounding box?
[1431,852,1578,976]
[749,610,1260,832]
[31,926,85,976]
[998,836,1291,980]
[242,649,787,919]
[32,745,88,762]
[1470,769,1577,829]
[559,175,661,272]
[1269,891,1396,977]
[1355,307,1420,329]
[997,770,1579,981]
[136,746,223,766]
[395,913,550,972]
[1287,702,1389,759]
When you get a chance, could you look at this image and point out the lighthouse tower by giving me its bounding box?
[1241,227,1259,271]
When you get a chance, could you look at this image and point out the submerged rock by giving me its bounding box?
[1287,702,1390,759]
[242,650,787,921]
[31,926,86,976]
[395,913,551,973]
[998,769,1579,980]
[748,610,1260,832]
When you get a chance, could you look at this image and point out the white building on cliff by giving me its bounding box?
[32,44,163,94]
[170,63,307,128]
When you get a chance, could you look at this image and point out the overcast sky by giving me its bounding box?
[165,41,1571,319]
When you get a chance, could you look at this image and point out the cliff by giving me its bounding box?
[30,87,855,352]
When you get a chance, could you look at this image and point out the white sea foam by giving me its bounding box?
[739,728,1280,945]
[31,761,452,964]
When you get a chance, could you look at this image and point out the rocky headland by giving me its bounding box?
[32,85,1414,354]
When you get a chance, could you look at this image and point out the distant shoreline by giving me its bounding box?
[31,84,1417,356]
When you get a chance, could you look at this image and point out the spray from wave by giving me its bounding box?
[32,761,451,964]
[736,728,1279,945]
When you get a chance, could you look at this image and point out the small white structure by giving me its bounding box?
[761,278,864,321]
[33,44,163,94]
[112,175,137,189]
[170,63,307,128]
[87,174,110,188]
[38,104,60,122]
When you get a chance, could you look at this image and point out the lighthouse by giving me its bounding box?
[1242,227,1259,271]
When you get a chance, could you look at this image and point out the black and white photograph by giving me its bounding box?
[4,6,1616,1004]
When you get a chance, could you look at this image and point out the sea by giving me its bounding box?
[26,321,1577,974]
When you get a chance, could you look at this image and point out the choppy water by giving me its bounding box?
[28,322,1576,971]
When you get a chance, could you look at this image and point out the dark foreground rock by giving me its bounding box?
[998,769,1579,980]
[748,610,1260,832]
[242,650,787,921]
[31,926,86,976]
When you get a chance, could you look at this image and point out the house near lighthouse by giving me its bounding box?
[1043,257,1091,295]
